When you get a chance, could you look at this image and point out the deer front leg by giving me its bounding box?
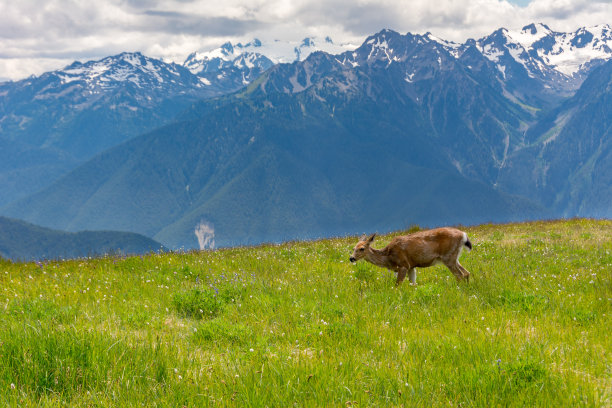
[457,262,470,283]
[446,262,466,281]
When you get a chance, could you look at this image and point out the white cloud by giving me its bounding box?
[0,0,610,81]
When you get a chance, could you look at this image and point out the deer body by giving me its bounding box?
[349,227,472,286]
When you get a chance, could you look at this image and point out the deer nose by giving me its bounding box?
[349,256,356,262]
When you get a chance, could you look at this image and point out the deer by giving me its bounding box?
[349,227,472,286]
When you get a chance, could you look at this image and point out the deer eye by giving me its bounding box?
[359,247,365,251]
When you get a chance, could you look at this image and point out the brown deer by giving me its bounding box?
[349,227,472,286]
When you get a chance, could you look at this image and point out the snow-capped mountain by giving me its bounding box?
[0,52,219,206]
[0,52,212,157]
[468,23,612,93]
[184,39,270,74]
[182,36,355,90]
[516,23,611,77]
[337,29,458,75]
[184,36,355,72]
[58,51,201,92]
[230,24,611,102]
[184,44,274,90]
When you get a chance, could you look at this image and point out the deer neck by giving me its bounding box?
[365,247,391,269]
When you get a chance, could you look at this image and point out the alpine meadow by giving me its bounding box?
[1,219,610,406]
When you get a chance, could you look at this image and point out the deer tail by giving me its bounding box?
[462,232,472,251]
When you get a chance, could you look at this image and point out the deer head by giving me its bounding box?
[349,233,376,262]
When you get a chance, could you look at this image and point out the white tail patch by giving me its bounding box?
[195,221,215,250]
[458,232,470,259]
[462,232,471,252]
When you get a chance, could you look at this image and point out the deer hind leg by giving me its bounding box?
[408,268,417,285]
[396,267,408,286]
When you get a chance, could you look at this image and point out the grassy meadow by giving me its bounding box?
[0,219,610,407]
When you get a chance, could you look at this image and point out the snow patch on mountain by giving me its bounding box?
[425,33,461,57]
[535,25,612,76]
[507,23,552,48]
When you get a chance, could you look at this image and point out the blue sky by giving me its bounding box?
[0,0,609,81]
[508,0,532,6]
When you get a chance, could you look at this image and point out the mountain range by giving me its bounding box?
[0,37,351,207]
[1,24,611,250]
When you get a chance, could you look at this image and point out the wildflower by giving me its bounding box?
[10,383,15,390]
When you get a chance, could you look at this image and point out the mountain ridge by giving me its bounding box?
[0,216,166,261]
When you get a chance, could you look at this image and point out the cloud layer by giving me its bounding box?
[0,0,610,81]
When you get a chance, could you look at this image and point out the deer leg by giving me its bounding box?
[445,262,465,281]
[396,268,408,286]
[408,268,417,285]
[457,262,470,283]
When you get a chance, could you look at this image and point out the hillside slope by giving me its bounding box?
[498,59,612,217]
[0,216,165,261]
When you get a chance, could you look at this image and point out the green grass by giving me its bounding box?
[0,219,610,407]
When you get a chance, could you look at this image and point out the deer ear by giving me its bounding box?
[367,233,377,243]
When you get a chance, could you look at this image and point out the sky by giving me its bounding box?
[0,0,610,81]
